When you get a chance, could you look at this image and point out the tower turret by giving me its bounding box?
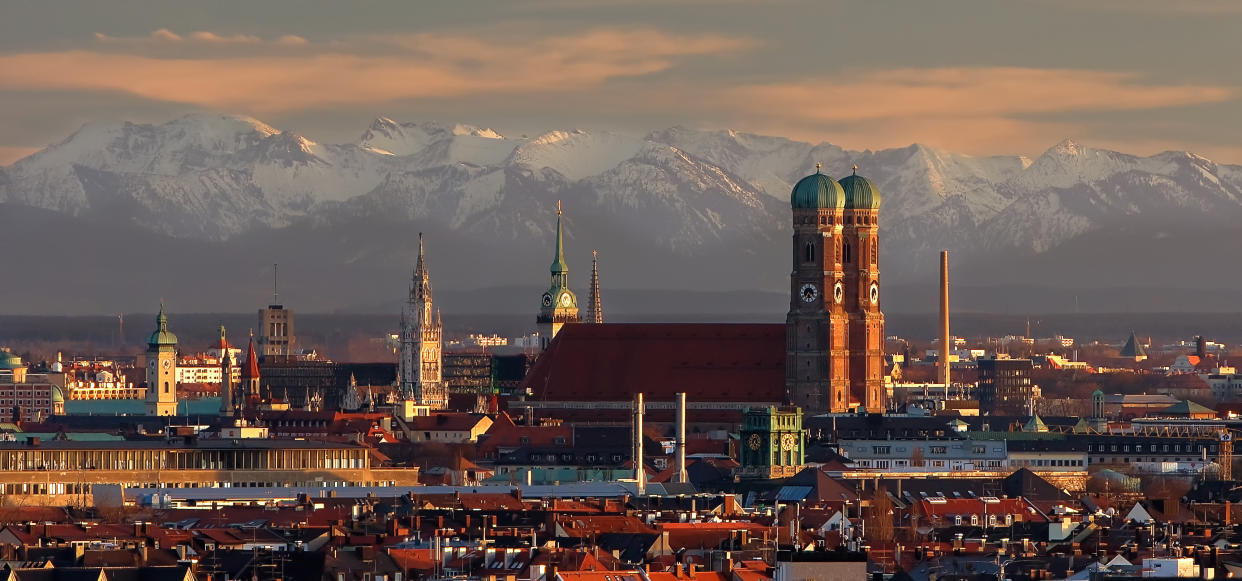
[145,304,179,416]
[587,250,603,324]
[399,233,446,409]
[839,166,886,413]
[785,164,849,412]
[538,201,581,349]
[219,326,235,416]
[241,332,261,405]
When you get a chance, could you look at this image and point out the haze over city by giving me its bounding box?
[0,4,1241,581]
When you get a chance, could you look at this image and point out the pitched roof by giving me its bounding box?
[1120,332,1146,358]
[1159,400,1216,416]
[523,324,785,403]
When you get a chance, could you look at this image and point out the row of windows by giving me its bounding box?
[1011,458,1084,467]
[793,214,877,226]
[941,514,1012,527]
[1096,457,1200,464]
[872,445,996,455]
[1090,443,1215,453]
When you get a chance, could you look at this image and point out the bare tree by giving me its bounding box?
[866,489,895,545]
[910,446,925,468]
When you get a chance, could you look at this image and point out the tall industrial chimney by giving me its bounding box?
[675,392,688,484]
[939,251,951,392]
[633,392,647,495]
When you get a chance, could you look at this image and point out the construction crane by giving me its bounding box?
[1218,430,1233,480]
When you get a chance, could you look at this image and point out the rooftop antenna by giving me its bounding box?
[273,263,279,305]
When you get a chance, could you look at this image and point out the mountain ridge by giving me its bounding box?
[3,112,1242,315]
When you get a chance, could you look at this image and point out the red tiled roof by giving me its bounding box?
[524,324,785,403]
[242,336,260,379]
[915,497,1047,522]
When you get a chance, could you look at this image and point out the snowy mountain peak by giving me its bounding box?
[1049,138,1085,157]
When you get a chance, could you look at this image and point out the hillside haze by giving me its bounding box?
[2,113,1241,316]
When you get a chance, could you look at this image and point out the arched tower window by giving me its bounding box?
[805,242,815,263]
[164,382,170,393]
[843,243,852,264]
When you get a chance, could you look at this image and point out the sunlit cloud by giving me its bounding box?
[0,146,40,165]
[2,28,750,113]
[714,68,1235,155]
[95,29,287,45]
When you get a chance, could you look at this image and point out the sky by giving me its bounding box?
[2,0,1240,165]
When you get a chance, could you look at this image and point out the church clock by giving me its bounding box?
[799,283,818,303]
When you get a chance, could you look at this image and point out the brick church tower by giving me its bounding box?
[785,165,886,413]
[840,167,886,413]
[785,165,850,412]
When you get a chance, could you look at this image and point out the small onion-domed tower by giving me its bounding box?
[839,166,885,413]
[785,164,850,413]
[145,305,179,416]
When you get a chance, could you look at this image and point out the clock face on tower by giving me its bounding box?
[869,282,880,305]
[559,292,573,307]
[542,293,553,307]
[799,283,818,303]
[161,358,171,370]
[833,281,844,304]
[748,434,762,451]
[781,433,796,451]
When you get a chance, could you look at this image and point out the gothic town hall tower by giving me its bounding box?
[785,165,886,413]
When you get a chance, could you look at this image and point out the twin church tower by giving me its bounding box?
[786,165,886,413]
[402,164,886,414]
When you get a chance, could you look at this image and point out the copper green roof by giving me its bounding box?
[0,350,22,370]
[550,206,568,275]
[1159,400,1215,416]
[791,169,845,210]
[1119,331,1146,357]
[1023,414,1049,432]
[147,305,178,347]
[839,169,881,210]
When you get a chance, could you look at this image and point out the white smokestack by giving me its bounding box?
[939,250,951,392]
[675,392,688,484]
[633,392,646,495]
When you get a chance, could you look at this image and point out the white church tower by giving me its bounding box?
[399,234,446,409]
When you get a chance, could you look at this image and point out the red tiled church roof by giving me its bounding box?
[523,323,785,403]
[243,335,260,379]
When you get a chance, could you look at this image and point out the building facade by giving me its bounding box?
[537,202,581,349]
[785,166,886,413]
[0,350,65,419]
[399,234,446,409]
[257,304,295,360]
[977,357,1040,415]
[0,439,418,506]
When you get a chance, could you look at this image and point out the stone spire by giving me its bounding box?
[412,232,432,321]
[587,250,603,324]
[219,326,234,416]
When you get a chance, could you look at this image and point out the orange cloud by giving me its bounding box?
[3,28,748,113]
[715,68,1234,155]
[0,146,40,165]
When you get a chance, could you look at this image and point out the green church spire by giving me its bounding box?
[549,200,570,290]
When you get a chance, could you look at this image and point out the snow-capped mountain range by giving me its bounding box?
[3,113,1241,314]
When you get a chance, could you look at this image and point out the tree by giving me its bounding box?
[866,488,895,546]
[910,446,925,468]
